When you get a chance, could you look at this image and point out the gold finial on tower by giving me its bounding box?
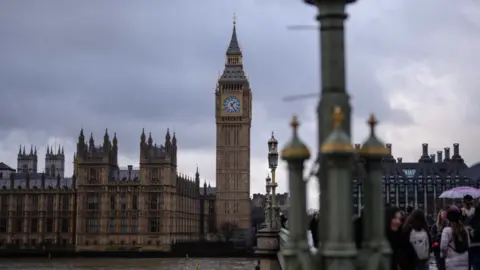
[290,115,299,133]
[368,113,377,132]
[281,115,311,160]
[332,106,344,128]
[359,113,389,156]
[320,105,353,154]
[233,13,237,25]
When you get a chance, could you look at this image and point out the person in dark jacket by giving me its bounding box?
[385,206,403,270]
[430,210,448,270]
[354,206,401,270]
[398,209,431,270]
[406,206,414,216]
[469,204,480,270]
[280,212,287,229]
[309,212,319,248]
[353,209,364,250]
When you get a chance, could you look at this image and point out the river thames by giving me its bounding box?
[0,258,257,270]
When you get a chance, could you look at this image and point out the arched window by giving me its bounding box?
[89,168,97,183]
[50,165,56,177]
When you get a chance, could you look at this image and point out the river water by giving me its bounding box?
[0,258,257,270]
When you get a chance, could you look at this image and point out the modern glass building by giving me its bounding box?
[352,143,474,217]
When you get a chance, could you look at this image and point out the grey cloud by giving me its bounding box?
[0,0,475,183]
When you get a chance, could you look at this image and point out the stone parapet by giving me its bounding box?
[255,227,281,270]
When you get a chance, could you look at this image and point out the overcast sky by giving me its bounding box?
[1,0,479,208]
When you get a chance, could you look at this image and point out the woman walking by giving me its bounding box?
[440,206,470,270]
[398,209,431,270]
[385,206,403,270]
[469,204,480,270]
[431,209,448,270]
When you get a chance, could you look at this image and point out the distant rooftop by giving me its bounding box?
[0,162,14,171]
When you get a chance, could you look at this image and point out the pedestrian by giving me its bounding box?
[431,210,448,270]
[462,195,475,222]
[440,205,470,270]
[309,212,319,248]
[385,206,402,270]
[398,209,431,270]
[255,259,260,270]
[468,203,480,270]
[406,206,414,216]
[280,212,287,229]
[353,208,364,250]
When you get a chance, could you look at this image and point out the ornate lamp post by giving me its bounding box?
[268,132,279,229]
[265,175,272,228]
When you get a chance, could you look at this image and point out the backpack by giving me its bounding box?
[450,229,469,254]
[409,229,430,260]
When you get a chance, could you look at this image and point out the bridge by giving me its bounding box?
[274,228,437,270]
[254,0,430,269]
[277,228,316,269]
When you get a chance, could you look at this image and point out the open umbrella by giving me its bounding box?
[439,186,480,199]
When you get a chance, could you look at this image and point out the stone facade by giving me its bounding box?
[0,130,216,252]
[215,18,252,232]
[352,143,472,217]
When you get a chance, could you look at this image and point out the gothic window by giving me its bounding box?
[30,218,38,233]
[16,196,23,213]
[108,218,115,233]
[61,218,68,233]
[148,218,159,233]
[0,219,7,232]
[149,194,158,210]
[14,218,22,233]
[0,196,7,213]
[51,164,56,177]
[47,195,54,211]
[132,195,138,210]
[121,218,127,233]
[87,194,99,210]
[86,218,99,233]
[62,196,69,211]
[234,127,239,146]
[31,196,39,211]
[22,164,28,173]
[46,218,54,233]
[150,169,159,182]
[131,218,138,233]
[121,193,127,211]
[89,168,97,183]
[110,195,116,210]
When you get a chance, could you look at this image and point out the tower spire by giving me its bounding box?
[226,13,241,56]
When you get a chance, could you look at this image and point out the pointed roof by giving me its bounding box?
[0,162,15,171]
[226,17,241,56]
[219,15,248,83]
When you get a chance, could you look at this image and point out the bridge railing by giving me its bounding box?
[278,228,319,270]
[279,228,289,248]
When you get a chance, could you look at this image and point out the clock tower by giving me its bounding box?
[215,18,252,231]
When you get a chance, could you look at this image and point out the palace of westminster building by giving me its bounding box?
[0,130,216,252]
[0,19,254,252]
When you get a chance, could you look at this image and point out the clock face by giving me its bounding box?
[223,96,241,113]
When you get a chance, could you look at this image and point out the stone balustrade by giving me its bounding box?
[278,229,438,270]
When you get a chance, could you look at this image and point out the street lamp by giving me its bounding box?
[265,175,272,228]
[268,132,279,229]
